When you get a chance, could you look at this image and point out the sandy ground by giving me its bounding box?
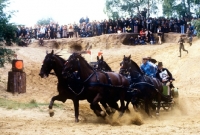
[0,36,200,135]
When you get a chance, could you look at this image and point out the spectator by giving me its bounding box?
[139,36,146,45]
[68,24,73,38]
[38,25,45,45]
[60,25,63,38]
[117,26,122,33]
[73,23,79,38]
[139,28,146,38]
[126,25,132,33]
[57,26,60,38]
[129,36,134,45]
[97,22,101,36]
[150,34,156,45]
[62,25,67,38]
[157,26,163,44]
[108,26,113,34]
[134,37,139,45]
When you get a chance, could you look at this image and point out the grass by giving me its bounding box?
[0,98,64,110]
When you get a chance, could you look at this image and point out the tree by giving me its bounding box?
[162,0,176,17]
[194,19,200,37]
[0,0,17,67]
[104,0,160,19]
[0,0,18,45]
[37,18,54,25]
[162,0,200,18]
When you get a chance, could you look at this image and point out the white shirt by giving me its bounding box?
[40,27,46,34]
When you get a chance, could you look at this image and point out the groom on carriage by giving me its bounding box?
[156,62,175,97]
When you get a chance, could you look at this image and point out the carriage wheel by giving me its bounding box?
[162,103,172,111]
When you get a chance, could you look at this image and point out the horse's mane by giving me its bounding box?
[103,61,112,71]
[130,59,143,75]
[53,54,66,64]
[74,53,94,70]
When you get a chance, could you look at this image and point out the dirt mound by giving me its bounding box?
[30,33,190,51]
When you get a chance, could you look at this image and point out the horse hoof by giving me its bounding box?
[119,112,124,117]
[156,113,159,116]
[111,108,116,113]
[135,109,138,112]
[126,109,130,113]
[105,107,112,115]
[100,111,106,117]
[106,110,111,115]
[49,109,54,117]
[75,118,79,123]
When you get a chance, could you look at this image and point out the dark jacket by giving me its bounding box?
[156,68,174,83]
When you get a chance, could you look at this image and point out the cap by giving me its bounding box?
[158,62,163,67]
[142,56,148,60]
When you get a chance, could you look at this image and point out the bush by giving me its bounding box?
[0,47,15,67]
[194,19,200,38]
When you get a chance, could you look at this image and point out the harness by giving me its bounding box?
[123,69,159,93]
[66,57,126,96]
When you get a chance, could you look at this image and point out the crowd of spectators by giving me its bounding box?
[16,14,199,46]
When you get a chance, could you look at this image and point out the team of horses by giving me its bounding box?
[39,50,171,122]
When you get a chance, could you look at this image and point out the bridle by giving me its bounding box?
[64,54,96,83]
[41,55,56,76]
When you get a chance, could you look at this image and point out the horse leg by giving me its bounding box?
[156,95,161,116]
[119,90,126,116]
[100,100,113,115]
[107,100,118,113]
[125,100,131,113]
[131,96,139,112]
[91,93,106,118]
[73,98,79,122]
[150,101,156,111]
[49,94,67,117]
[131,102,139,112]
[144,98,150,116]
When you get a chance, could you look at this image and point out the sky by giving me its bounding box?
[6,0,108,26]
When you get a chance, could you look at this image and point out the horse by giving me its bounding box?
[39,50,111,122]
[62,53,130,117]
[96,55,112,72]
[120,55,171,116]
[95,55,138,112]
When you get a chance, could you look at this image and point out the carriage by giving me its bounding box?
[158,86,179,110]
[95,55,179,112]
[136,86,179,111]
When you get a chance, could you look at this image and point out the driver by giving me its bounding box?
[140,57,157,78]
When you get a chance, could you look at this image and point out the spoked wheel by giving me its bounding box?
[162,102,174,111]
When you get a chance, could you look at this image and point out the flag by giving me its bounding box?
[98,51,103,57]
[87,50,91,55]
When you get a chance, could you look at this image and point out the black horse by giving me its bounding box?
[39,50,111,122]
[62,53,130,116]
[96,55,112,72]
[120,55,171,116]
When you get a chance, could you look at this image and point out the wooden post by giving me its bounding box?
[7,71,26,94]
